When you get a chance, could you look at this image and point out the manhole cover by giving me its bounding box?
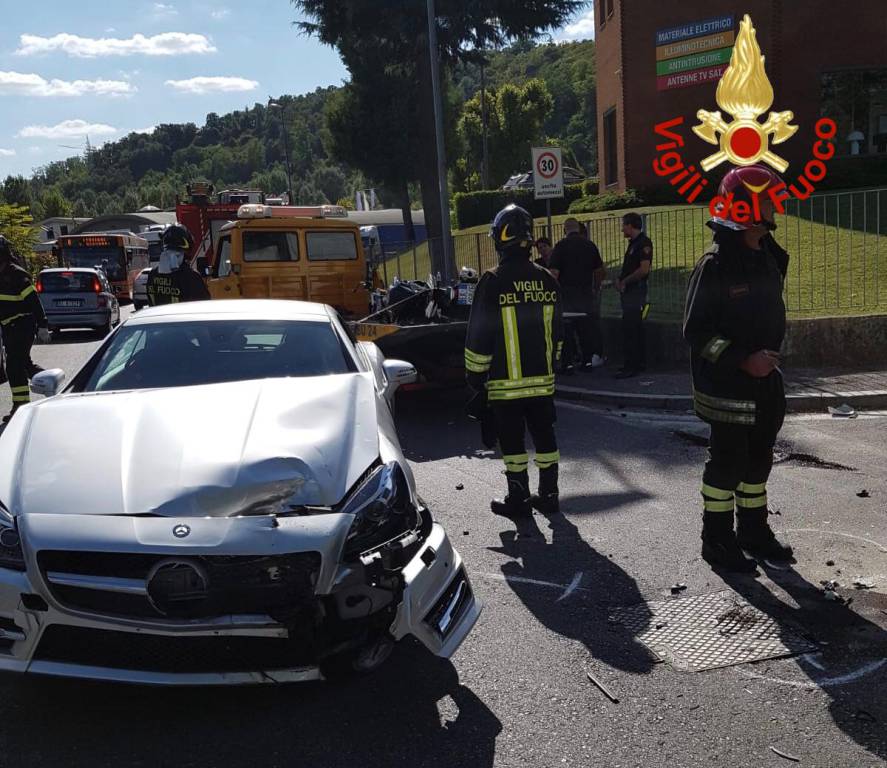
[611,590,817,672]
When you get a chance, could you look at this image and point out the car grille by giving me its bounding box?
[37,551,321,621]
[34,625,314,673]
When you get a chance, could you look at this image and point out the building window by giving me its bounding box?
[603,107,618,187]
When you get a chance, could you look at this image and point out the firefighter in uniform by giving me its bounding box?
[0,236,51,423]
[465,205,564,518]
[146,224,210,306]
[683,165,795,572]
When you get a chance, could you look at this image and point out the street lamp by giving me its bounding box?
[268,97,294,204]
[426,0,453,282]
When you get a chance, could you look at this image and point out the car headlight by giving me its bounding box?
[341,462,419,558]
[0,504,25,572]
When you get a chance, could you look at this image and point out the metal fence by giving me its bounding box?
[377,187,887,321]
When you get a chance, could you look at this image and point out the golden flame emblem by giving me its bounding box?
[692,14,797,172]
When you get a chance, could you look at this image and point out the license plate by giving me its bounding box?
[55,300,82,308]
[456,283,475,306]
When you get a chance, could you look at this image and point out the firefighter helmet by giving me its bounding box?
[162,224,194,253]
[490,204,533,252]
[711,164,784,231]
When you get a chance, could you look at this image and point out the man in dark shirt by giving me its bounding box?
[615,212,653,379]
[549,218,606,372]
[534,237,553,268]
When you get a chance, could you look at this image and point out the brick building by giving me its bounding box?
[595,0,887,193]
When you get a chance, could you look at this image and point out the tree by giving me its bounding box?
[311,163,348,207]
[0,204,38,260]
[458,78,554,186]
[295,0,586,275]
[3,176,31,208]
[40,188,72,219]
[121,189,141,212]
[72,199,90,218]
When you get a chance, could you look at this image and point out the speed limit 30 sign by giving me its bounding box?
[532,146,564,200]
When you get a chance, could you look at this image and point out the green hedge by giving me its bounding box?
[567,189,642,214]
[453,183,585,229]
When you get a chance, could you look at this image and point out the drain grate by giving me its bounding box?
[611,590,817,672]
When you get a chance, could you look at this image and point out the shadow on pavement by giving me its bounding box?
[723,566,887,763]
[0,640,501,768]
[489,510,655,676]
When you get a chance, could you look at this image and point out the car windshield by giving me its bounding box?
[78,319,357,392]
[40,272,98,293]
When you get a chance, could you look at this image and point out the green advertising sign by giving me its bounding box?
[656,46,733,76]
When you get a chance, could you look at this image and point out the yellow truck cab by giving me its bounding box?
[207,203,372,318]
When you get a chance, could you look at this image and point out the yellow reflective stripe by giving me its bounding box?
[701,335,732,363]
[488,386,554,401]
[543,304,554,375]
[704,499,734,512]
[694,390,755,412]
[487,375,555,390]
[695,401,756,425]
[535,450,560,468]
[501,306,522,380]
[465,358,490,373]
[737,482,767,495]
[736,494,767,509]
[465,348,493,365]
[1,313,28,326]
[642,303,650,320]
[0,285,35,301]
[503,453,529,472]
[702,484,733,500]
[12,396,30,403]
[10,386,30,393]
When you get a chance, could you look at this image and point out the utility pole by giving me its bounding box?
[426,0,453,282]
[268,98,294,204]
[480,57,489,190]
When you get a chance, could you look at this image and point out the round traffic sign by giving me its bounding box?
[536,151,559,179]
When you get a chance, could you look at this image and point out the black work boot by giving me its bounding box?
[531,464,560,515]
[491,471,532,519]
[737,508,795,563]
[701,511,758,574]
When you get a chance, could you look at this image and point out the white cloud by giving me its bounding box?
[0,70,135,97]
[0,148,15,157]
[211,8,231,19]
[28,147,43,155]
[132,125,157,134]
[152,2,179,17]
[17,119,118,140]
[559,9,596,41]
[16,32,216,58]
[165,75,258,94]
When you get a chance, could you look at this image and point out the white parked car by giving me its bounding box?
[132,267,152,309]
[0,300,480,684]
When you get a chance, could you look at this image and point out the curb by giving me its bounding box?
[556,384,887,413]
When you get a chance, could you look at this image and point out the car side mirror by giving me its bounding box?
[30,369,66,398]
[382,359,417,395]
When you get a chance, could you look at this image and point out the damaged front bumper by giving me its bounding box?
[0,513,480,685]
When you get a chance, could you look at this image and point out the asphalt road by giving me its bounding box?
[1,323,885,768]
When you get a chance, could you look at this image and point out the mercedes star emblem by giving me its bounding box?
[172,524,191,539]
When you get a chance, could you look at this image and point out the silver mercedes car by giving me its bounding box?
[0,299,480,685]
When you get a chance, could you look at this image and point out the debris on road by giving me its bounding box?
[462,530,470,536]
[826,560,835,567]
[585,666,619,704]
[455,483,464,491]
[828,403,857,418]
[670,583,688,595]
[853,579,875,590]
[820,580,840,591]
[856,489,870,498]
[770,745,801,762]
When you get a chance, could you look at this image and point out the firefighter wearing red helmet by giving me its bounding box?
[465,204,564,519]
[683,165,795,573]
[146,224,210,306]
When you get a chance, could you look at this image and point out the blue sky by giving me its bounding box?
[0,1,595,178]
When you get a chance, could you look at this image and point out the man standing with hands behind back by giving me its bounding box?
[615,212,652,379]
[549,218,605,372]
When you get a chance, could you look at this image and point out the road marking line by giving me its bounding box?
[557,571,584,602]
[735,658,887,689]
[477,571,589,595]
[782,528,887,554]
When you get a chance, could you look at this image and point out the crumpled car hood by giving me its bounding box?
[11,374,379,517]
